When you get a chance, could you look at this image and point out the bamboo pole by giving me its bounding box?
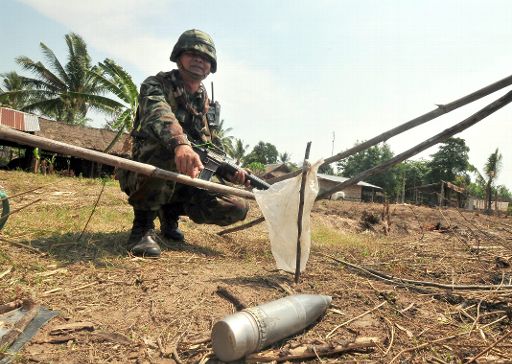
[271,73,512,184]
[0,126,255,200]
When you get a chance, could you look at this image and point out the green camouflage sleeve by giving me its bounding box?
[137,75,191,152]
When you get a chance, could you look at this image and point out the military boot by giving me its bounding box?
[127,209,161,257]
[158,204,184,242]
[130,229,161,258]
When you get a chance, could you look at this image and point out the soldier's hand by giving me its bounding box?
[174,145,203,178]
[229,169,251,188]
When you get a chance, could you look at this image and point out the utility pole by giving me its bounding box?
[331,131,335,156]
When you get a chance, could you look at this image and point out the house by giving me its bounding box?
[0,107,129,176]
[261,162,383,202]
[408,180,466,208]
[317,173,383,202]
[262,163,294,179]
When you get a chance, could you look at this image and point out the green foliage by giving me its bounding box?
[393,159,431,202]
[497,185,512,201]
[211,119,234,155]
[229,138,249,165]
[318,163,335,175]
[0,71,31,109]
[483,148,503,210]
[427,138,470,184]
[245,161,265,175]
[337,142,398,197]
[0,33,108,125]
[244,141,279,166]
[278,152,290,163]
[87,58,139,152]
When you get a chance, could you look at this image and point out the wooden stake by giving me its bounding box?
[295,142,312,284]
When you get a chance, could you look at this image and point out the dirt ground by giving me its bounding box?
[1,171,512,363]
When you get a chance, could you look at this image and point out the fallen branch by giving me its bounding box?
[390,331,468,363]
[0,180,61,202]
[319,252,512,291]
[0,237,44,255]
[0,198,42,221]
[465,330,512,364]
[245,341,376,363]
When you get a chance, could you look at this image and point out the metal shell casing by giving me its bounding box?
[211,294,332,362]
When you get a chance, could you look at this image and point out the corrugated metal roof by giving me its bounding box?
[317,173,383,190]
[23,113,40,132]
[0,107,40,132]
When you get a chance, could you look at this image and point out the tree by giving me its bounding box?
[318,163,335,175]
[483,148,502,211]
[394,159,431,202]
[211,119,234,155]
[86,58,139,152]
[229,138,249,165]
[337,142,398,197]
[0,71,31,109]
[244,141,278,166]
[279,152,290,164]
[427,138,470,184]
[0,33,105,125]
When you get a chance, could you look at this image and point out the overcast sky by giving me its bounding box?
[2,0,512,187]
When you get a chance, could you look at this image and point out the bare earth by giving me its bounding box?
[1,171,512,363]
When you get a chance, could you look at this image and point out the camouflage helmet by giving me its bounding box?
[170,29,217,73]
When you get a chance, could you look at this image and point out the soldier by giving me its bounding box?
[118,29,249,258]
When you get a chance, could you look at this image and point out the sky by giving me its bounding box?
[1,0,512,188]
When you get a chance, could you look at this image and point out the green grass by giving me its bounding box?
[312,225,379,257]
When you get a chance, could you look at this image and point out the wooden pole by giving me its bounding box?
[271,73,512,184]
[0,126,255,200]
[295,142,312,284]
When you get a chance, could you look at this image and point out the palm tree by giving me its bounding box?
[279,152,291,164]
[0,33,106,125]
[0,71,31,109]
[230,138,249,165]
[484,148,502,211]
[211,119,234,156]
[86,58,139,152]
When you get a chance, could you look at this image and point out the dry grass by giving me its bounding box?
[1,170,512,363]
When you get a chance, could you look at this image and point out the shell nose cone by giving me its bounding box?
[322,295,332,306]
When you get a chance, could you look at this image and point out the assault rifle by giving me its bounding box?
[192,144,270,191]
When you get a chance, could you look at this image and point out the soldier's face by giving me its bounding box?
[179,51,212,78]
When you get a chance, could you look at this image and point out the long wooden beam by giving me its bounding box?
[0,126,255,200]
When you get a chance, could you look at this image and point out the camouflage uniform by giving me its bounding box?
[118,70,248,226]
